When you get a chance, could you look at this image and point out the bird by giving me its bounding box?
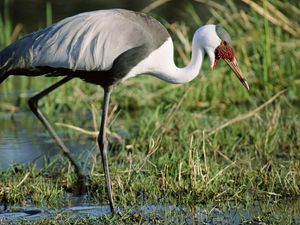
[0,9,249,213]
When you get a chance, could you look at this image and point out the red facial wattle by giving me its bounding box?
[215,43,235,61]
[214,42,249,90]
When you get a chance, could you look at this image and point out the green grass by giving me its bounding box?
[1,0,300,224]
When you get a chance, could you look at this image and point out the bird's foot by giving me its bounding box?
[75,173,92,195]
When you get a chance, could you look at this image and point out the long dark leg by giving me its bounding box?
[28,76,90,188]
[98,86,114,212]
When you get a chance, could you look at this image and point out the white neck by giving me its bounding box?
[150,35,204,84]
[154,36,204,84]
[126,34,205,84]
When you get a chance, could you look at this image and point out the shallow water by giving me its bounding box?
[1,198,300,224]
[0,109,96,170]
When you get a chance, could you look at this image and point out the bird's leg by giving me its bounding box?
[98,86,115,213]
[28,77,90,190]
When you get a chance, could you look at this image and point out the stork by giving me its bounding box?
[0,9,249,212]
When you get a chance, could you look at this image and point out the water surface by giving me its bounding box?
[0,109,96,170]
[1,198,300,224]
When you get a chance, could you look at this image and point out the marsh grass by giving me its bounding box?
[0,0,300,223]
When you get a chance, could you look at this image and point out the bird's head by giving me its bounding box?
[196,24,249,90]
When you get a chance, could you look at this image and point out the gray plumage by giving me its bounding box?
[216,25,231,44]
[0,9,169,86]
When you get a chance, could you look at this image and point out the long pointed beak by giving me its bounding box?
[224,58,249,90]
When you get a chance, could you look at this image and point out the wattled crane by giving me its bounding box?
[0,9,249,212]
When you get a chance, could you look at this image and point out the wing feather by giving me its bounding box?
[0,9,169,73]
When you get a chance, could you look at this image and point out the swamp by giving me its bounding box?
[0,0,300,224]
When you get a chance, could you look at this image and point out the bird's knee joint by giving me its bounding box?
[28,98,38,112]
[99,140,108,148]
[98,137,108,150]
